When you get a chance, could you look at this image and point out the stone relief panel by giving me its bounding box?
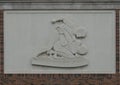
[4,10,115,73]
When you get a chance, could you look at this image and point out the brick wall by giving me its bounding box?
[0,10,3,73]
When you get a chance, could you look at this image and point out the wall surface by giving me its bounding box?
[0,1,119,85]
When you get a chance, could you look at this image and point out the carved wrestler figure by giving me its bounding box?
[49,18,88,58]
[35,18,88,59]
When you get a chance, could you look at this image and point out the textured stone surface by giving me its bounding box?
[0,0,119,3]
[1,3,120,9]
[0,0,120,3]
[0,0,120,9]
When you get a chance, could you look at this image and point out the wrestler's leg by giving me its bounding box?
[54,42,75,58]
[64,41,81,54]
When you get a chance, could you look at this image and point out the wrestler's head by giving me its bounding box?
[51,18,64,24]
[51,18,65,34]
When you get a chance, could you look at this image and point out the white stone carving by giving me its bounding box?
[32,18,89,67]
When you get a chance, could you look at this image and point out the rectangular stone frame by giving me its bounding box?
[0,2,119,85]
